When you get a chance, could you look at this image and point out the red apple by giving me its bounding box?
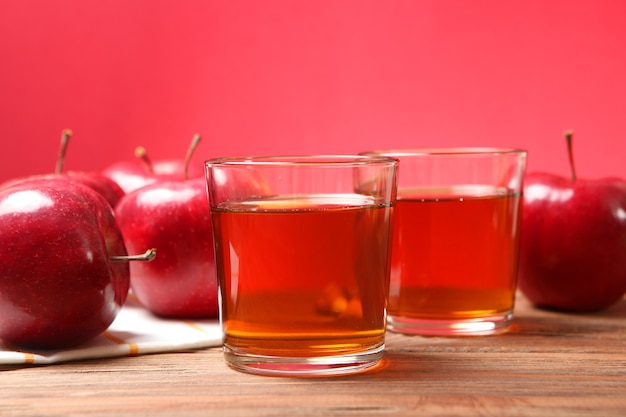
[518,130,626,312]
[0,178,155,349]
[114,137,272,318]
[113,135,218,318]
[115,177,216,318]
[102,139,205,194]
[0,130,125,208]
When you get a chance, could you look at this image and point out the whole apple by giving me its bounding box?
[115,177,217,318]
[0,130,125,208]
[0,179,131,349]
[113,134,218,318]
[114,136,273,318]
[102,137,205,194]
[518,131,626,312]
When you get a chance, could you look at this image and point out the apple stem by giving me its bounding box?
[110,248,157,262]
[55,129,72,174]
[564,129,577,181]
[134,146,155,174]
[184,134,202,181]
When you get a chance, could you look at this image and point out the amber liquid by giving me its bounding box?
[211,195,393,358]
[388,185,522,323]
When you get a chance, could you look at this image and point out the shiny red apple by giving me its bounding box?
[0,130,125,208]
[114,134,220,318]
[0,179,155,349]
[102,137,205,194]
[115,177,217,318]
[518,131,626,312]
[114,137,272,318]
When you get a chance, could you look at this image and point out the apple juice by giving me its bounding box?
[210,194,393,359]
[387,185,522,328]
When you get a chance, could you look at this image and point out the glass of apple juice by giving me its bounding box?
[204,155,398,376]
[362,148,527,336]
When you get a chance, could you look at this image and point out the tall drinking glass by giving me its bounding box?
[205,155,398,376]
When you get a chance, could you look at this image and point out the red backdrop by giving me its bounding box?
[1,0,625,183]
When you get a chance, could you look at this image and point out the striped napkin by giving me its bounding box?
[0,298,222,365]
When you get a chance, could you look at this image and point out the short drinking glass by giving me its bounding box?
[205,155,398,376]
[363,148,527,336]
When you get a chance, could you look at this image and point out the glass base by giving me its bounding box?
[223,343,385,377]
[387,311,513,336]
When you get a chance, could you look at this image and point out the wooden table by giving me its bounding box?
[2,294,625,417]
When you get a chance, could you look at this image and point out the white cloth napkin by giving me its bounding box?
[0,298,222,365]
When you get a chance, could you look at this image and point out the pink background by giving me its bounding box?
[1,0,625,183]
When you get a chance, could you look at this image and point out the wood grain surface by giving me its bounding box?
[1,294,625,417]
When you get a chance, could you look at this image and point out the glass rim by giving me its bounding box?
[361,147,527,157]
[205,154,399,167]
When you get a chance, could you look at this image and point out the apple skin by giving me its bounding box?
[114,178,218,318]
[0,179,130,349]
[518,172,626,312]
[64,171,126,208]
[0,171,125,208]
[102,159,205,194]
[101,160,159,194]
